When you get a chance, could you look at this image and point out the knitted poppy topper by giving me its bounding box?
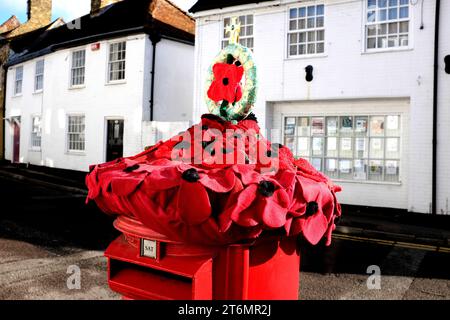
[86,18,341,246]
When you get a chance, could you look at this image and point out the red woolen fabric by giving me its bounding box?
[207,63,244,103]
[86,114,342,245]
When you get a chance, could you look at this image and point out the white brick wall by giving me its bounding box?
[193,0,448,214]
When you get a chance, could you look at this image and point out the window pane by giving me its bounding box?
[399,6,408,18]
[326,137,338,157]
[317,5,324,15]
[369,138,385,158]
[378,0,387,8]
[385,160,399,182]
[299,7,306,17]
[311,158,322,171]
[354,159,368,180]
[340,116,353,135]
[355,137,368,158]
[370,116,385,136]
[388,8,398,20]
[289,20,297,30]
[312,137,324,156]
[316,42,324,53]
[377,37,387,48]
[339,159,353,180]
[369,160,384,181]
[290,8,297,19]
[285,117,296,135]
[355,116,368,136]
[326,117,338,136]
[340,137,353,158]
[297,137,310,157]
[297,117,309,136]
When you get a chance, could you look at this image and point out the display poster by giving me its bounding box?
[327,137,337,151]
[353,160,366,180]
[386,138,399,153]
[356,138,366,151]
[341,116,353,131]
[299,117,309,136]
[327,118,338,135]
[286,117,296,125]
[386,160,398,175]
[355,118,367,133]
[312,137,323,152]
[285,126,295,135]
[370,161,383,175]
[371,118,384,135]
[312,118,324,135]
[300,117,308,127]
[298,137,309,151]
[341,138,352,151]
[371,138,382,150]
[387,116,399,130]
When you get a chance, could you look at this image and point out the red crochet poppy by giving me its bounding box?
[207,63,244,103]
[286,176,336,245]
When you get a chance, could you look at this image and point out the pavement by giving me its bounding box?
[0,163,449,300]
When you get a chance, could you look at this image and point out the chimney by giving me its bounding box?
[27,0,52,25]
[91,0,123,15]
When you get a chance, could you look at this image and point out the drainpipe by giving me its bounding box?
[149,33,161,121]
[432,0,441,215]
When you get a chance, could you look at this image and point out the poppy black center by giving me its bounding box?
[123,164,140,173]
[305,201,319,217]
[222,77,229,86]
[258,180,275,197]
[182,168,200,182]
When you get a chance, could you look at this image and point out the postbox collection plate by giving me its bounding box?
[140,238,158,259]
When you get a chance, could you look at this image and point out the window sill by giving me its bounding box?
[362,47,413,55]
[12,94,23,98]
[69,85,86,90]
[33,90,43,95]
[332,178,402,186]
[285,53,328,61]
[106,80,127,86]
[66,151,86,156]
[29,148,42,152]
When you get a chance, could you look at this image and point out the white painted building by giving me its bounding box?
[4,0,195,172]
[190,0,450,214]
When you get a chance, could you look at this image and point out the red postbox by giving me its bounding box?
[105,216,300,300]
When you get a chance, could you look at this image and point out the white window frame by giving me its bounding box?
[14,66,23,96]
[363,0,412,53]
[107,40,127,84]
[70,49,86,88]
[282,113,403,185]
[221,14,254,51]
[30,115,42,151]
[287,3,326,59]
[34,60,44,93]
[66,114,86,153]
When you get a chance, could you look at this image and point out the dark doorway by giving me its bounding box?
[106,119,124,162]
[13,118,21,163]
